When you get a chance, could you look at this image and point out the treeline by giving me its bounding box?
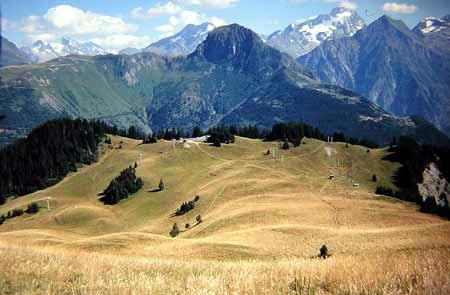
[380,136,450,217]
[206,126,236,146]
[266,122,378,148]
[0,202,39,225]
[0,118,111,197]
[100,166,143,205]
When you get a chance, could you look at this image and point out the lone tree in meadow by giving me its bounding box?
[372,174,377,182]
[159,178,165,191]
[319,244,329,259]
[170,223,180,237]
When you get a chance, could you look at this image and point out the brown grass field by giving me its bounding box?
[1,136,449,294]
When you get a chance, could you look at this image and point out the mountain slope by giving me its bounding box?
[267,7,365,57]
[144,23,216,57]
[0,36,31,67]
[1,24,448,146]
[298,15,450,135]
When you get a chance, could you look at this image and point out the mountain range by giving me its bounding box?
[267,7,365,58]
[20,38,108,63]
[1,23,448,147]
[298,15,450,136]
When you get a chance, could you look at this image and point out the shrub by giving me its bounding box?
[159,179,165,191]
[26,202,40,214]
[170,223,180,237]
[196,215,203,224]
[376,186,394,197]
[194,195,200,202]
[185,223,190,229]
[282,141,289,150]
[319,245,328,259]
[372,174,377,182]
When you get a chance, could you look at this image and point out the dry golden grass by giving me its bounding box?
[0,136,449,294]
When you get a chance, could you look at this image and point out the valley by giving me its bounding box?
[1,136,449,294]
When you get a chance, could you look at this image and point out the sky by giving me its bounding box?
[1,0,449,51]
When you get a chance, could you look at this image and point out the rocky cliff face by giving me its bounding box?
[419,162,450,209]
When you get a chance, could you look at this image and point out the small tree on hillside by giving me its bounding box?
[192,126,203,138]
[170,223,180,237]
[372,174,377,182]
[26,202,40,214]
[159,178,165,191]
[196,214,203,224]
[282,140,289,150]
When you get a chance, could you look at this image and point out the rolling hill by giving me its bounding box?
[1,135,450,294]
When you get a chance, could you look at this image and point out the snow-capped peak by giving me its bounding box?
[20,37,108,63]
[144,22,217,57]
[415,16,450,34]
[267,7,365,57]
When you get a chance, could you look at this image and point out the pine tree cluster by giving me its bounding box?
[101,166,144,205]
[175,195,200,216]
[206,126,235,146]
[0,118,109,197]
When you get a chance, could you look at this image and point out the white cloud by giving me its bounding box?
[155,9,226,38]
[131,1,182,19]
[339,1,357,10]
[20,5,137,42]
[176,0,239,9]
[321,0,357,10]
[289,0,357,10]
[382,2,417,14]
[90,34,153,51]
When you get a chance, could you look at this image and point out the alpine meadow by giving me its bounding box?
[1,1,450,294]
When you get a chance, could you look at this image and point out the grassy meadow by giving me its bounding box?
[1,136,449,294]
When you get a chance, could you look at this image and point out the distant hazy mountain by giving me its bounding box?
[119,48,142,55]
[144,22,217,56]
[267,7,365,57]
[0,36,31,67]
[21,38,108,63]
[1,24,448,147]
[298,15,450,135]
[413,15,450,54]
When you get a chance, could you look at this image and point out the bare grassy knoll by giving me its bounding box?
[1,136,449,294]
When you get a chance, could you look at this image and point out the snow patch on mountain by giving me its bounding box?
[144,22,217,57]
[21,38,108,63]
[267,7,365,57]
[416,16,450,34]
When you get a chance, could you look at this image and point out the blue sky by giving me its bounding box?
[1,0,449,51]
